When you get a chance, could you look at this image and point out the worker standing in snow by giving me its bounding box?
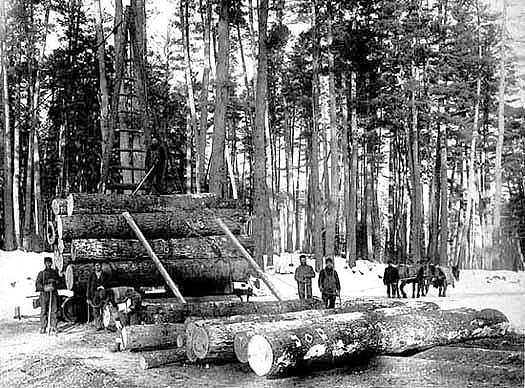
[87,262,111,330]
[383,261,400,298]
[35,257,60,334]
[294,255,315,299]
[318,258,341,308]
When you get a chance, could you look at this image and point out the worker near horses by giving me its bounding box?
[318,258,341,308]
[87,262,111,330]
[35,257,60,334]
[145,135,167,194]
[97,286,143,330]
[294,254,315,299]
[383,261,400,298]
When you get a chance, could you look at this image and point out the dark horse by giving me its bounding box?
[398,263,431,298]
[429,265,460,297]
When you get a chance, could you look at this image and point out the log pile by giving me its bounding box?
[107,299,509,375]
[48,193,251,296]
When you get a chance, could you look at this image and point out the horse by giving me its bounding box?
[429,265,460,297]
[398,263,431,298]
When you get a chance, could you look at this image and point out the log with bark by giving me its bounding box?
[51,198,68,215]
[140,298,326,324]
[373,307,509,354]
[233,300,439,363]
[70,235,253,262]
[56,208,248,240]
[186,300,439,363]
[139,348,187,369]
[246,307,509,378]
[120,323,185,351]
[65,193,245,215]
[64,257,251,295]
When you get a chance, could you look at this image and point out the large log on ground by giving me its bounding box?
[64,257,251,295]
[248,311,376,377]
[70,235,254,262]
[140,299,326,324]
[57,208,247,240]
[66,193,242,215]
[139,348,187,369]
[233,300,439,363]
[51,198,69,215]
[246,307,509,378]
[187,300,438,363]
[121,323,185,351]
[374,307,509,354]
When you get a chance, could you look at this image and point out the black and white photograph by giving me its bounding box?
[0,0,523,386]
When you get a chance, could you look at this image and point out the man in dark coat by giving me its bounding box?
[35,257,60,334]
[383,261,400,298]
[318,258,341,308]
[294,255,315,299]
[87,262,111,330]
[145,135,167,195]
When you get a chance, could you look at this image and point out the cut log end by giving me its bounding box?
[247,334,273,377]
[65,265,74,290]
[56,216,64,240]
[47,221,57,245]
[185,322,199,362]
[192,326,209,359]
[234,332,251,363]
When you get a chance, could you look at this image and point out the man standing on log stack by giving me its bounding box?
[294,255,315,299]
[87,262,111,330]
[318,258,341,308]
[145,135,167,195]
[35,257,60,334]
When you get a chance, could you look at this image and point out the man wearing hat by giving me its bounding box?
[35,257,60,334]
[318,258,341,308]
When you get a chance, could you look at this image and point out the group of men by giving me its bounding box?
[36,258,142,334]
[294,255,341,308]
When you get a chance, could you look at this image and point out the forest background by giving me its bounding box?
[0,0,524,272]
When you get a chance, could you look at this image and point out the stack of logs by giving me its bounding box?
[111,298,509,378]
[47,193,253,296]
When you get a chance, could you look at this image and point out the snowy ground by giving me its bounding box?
[1,250,524,332]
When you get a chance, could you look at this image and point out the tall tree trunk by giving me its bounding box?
[346,72,358,268]
[198,0,212,190]
[96,0,111,191]
[209,0,230,198]
[494,0,506,242]
[325,0,338,262]
[457,3,482,268]
[310,0,322,270]
[283,97,294,251]
[1,0,15,250]
[295,134,303,251]
[409,64,423,264]
[181,0,198,193]
[439,121,448,266]
[13,68,21,247]
[253,0,273,267]
[427,126,441,261]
